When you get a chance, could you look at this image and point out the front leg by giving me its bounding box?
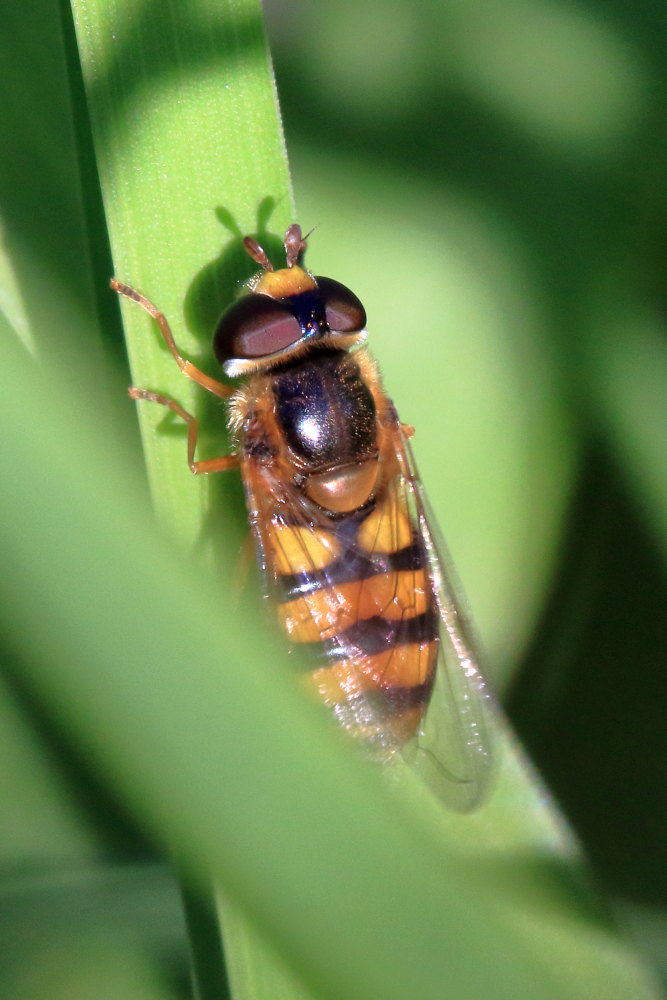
[112,279,233,400]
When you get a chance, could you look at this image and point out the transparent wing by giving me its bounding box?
[392,421,493,810]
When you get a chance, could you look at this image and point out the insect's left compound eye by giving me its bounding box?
[316,276,367,333]
[213,294,303,364]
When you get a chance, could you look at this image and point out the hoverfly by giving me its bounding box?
[113,224,491,810]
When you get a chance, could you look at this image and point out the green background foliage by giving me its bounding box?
[0,0,665,997]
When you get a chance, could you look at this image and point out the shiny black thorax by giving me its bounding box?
[272,350,377,470]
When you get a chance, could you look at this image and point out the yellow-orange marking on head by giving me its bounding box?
[255,265,316,299]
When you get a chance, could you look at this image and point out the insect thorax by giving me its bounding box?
[272,350,376,466]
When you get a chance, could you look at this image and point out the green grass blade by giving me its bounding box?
[0,863,186,1000]
[70,0,294,543]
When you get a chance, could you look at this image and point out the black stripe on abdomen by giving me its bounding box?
[280,538,425,600]
[317,606,440,662]
[333,680,434,724]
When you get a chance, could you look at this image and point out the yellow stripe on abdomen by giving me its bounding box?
[356,492,412,553]
[308,640,437,702]
[269,524,340,575]
[278,569,430,643]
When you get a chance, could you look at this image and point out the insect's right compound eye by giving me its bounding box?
[315,276,367,333]
[213,295,303,364]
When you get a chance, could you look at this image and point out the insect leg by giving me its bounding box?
[129,388,239,474]
[111,279,233,399]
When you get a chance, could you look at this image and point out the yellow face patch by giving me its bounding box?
[255,265,316,299]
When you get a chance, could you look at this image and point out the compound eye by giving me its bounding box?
[316,276,367,333]
[213,295,302,364]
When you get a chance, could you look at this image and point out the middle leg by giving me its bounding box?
[129,388,239,474]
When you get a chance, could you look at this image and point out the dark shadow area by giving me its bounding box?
[180,881,233,1000]
[128,199,285,568]
[507,445,667,907]
[59,0,123,365]
[184,197,284,345]
[0,0,122,363]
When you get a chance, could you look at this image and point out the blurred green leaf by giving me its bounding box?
[586,307,667,560]
[0,864,186,1000]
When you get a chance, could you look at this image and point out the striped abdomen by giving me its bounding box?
[267,490,439,756]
